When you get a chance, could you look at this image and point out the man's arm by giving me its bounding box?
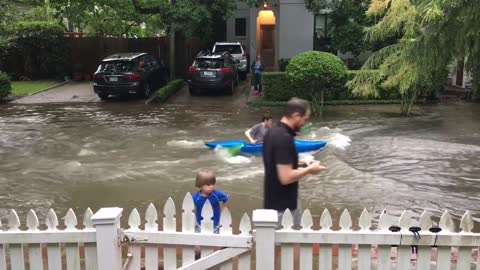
[277,162,325,185]
[244,129,256,144]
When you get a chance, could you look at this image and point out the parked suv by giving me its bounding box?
[93,53,168,100]
[187,51,239,95]
[212,42,248,80]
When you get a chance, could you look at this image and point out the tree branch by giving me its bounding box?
[131,0,161,14]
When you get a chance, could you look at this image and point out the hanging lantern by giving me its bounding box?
[263,1,269,10]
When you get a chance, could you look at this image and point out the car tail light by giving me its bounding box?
[93,74,104,80]
[126,73,141,80]
[188,66,198,72]
[242,53,247,59]
[220,67,231,73]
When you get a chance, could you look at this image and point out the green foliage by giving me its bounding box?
[49,0,164,37]
[278,58,290,72]
[263,71,399,103]
[350,0,480,115]
[0,71,12,99]
[286,51,347,114]
[155,79,184,102]
[12,21,70,79]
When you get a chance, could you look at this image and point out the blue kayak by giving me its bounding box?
[205,139,327,154]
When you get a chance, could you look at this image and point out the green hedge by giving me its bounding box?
[13,21,70,79]
[262,70,400,102]
[0,71,11,99]
[155,79,184,102]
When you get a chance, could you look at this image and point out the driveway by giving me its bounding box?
[11,81,99,104]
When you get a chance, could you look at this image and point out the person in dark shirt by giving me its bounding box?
[262,97,326,229]
[244,113,273,144]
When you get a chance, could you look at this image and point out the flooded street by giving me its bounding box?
[1,88,479,229]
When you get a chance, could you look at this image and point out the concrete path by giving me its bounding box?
[11,82,99,104]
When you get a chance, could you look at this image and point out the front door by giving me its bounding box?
[260,25,275,69]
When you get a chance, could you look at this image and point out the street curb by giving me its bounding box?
[27,81,71,96]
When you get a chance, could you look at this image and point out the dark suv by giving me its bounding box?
[187,51,239,95]
[93,53,168,100]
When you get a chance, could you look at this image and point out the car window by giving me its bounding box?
[99,61,135,72]
[213,45,243,54]
[194,58,225,69]
[145,55,158,67]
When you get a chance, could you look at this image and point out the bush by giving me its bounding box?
[155,79,184,102]
[12,21,70,79]
[278,58,290,72]
[262,70,399,103]
[0,71,12,99]
[286,51,348,113]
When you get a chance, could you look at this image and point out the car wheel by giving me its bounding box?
[143,82,153,97]
[98,93,109,100]
[239,72,247,80]
[226,81,234,95]
[189,87,197,96]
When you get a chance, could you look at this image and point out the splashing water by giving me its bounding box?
[214,146,252,164]
[166,140,206,149]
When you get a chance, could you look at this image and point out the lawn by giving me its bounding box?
[11,80,63,95]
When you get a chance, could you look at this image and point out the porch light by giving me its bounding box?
[263,1,269,10]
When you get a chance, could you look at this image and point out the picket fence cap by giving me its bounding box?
[252,209,278,227]
[91,207,123,225]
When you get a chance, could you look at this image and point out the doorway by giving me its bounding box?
[260,25,275,69]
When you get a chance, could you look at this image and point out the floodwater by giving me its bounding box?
[0,88,479,230]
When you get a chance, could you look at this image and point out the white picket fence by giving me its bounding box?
[1,192,480,270]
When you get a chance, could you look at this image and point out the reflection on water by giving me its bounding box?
[0,100,479,229]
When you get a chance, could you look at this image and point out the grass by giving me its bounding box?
[11,80,63,95]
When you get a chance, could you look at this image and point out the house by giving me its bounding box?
[224,0,316,70]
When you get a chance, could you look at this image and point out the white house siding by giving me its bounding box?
[278,0,314,59]
[226,2,251,50]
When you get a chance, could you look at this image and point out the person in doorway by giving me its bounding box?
[192,170,228,233]
[244,113,273,144]
[251,55,265,96]
[262,97,326,229]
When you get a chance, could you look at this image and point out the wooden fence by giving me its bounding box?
[1,193,480,269]
[67,36,203,79]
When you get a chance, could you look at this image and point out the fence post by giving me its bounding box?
[253,209,278,270]
[91,207,123,270]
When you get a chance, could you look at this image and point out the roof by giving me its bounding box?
[102,53,147,61]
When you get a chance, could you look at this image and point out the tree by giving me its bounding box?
[286,51,347,115]
[349,0,480,115]
[48,0,164,37]
[307,0,378,69]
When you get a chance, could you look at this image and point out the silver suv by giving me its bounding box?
[212,42,248,80]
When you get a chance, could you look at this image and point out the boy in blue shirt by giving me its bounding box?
[192,170,228,233]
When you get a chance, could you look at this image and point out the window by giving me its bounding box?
[214,45,243,54]
[313,14,333,52]
[235,18,247,37]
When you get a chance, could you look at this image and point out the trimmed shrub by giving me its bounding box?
[0,71,12,99]
[155,79,184,102]
[286,51,348,114]
[13,21,70,79]
[262,70,400,103]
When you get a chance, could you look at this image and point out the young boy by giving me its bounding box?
[192,170,228,233]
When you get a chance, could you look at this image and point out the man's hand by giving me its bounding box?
[299,160,321,168]
[306,162,326,174]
